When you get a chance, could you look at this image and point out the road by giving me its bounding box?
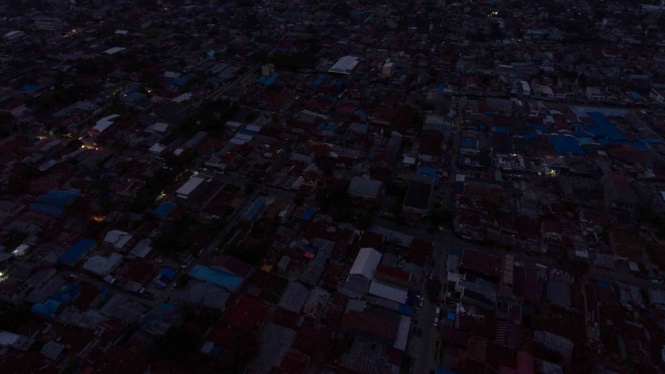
[441,97,466,209]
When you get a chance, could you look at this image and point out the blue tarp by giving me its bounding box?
[21,85,41,92]
[256,75,269,84]
[398,304,414,315]
[585,112,627,141]
[301,208,315,221]
[479,124,486,130]
[29,203,63,216]
[189,265,243,290]
[59,239,96,265]
[310,74,327,87]
[417,166,437,180]
[32,300,60,315]
[447,312,456,320]
[523,130,540,140]
[165,76,188,87]
[438,85,445,94]
[265,74,279,85]
[548,135,585,155]
[491,126,509,134]
[449,248,462,256]
[158,303,180,312]
[160,267,177,280]
[460,139,477,148]
[317,124,337,131]
[354,110,368,117]
[50,284,81,303]
[597,281,609,290]
[154,203,175,217]
[525,122,547,131]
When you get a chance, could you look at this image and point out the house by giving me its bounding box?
[585,87,605,101]
[348,177,383,202]
[402,181,434,217]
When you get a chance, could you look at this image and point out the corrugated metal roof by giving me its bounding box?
[59,239,96,265]
[349,248,382,280]
[189,265,243,290]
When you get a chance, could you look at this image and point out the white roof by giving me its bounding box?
[153,122,170,132]
[5,31,23,37]
[176,176,205,196]
[149,143,166,154]
[92,114,120,133]
[164,71,180,78]
[245,124,262,132]
[83,253,123,276]
[403,156,416,165]
[369,278,408,304]
[394,315,411,351]
[103,230,133,250]
[0,331,20,347]
[115,30,129,35]
[104,47,126,55]
[349,247,382,280]
[329,56,359,74]
[13,244,29,256]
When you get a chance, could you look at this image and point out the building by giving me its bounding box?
[382,62,394,78]
[3,31,25,41]
[585,87,605,101]
[650,88,665,105]
[262,63,275,76]
[35,18,63,32]
[175,176,208,202]
[348,177,383,201]
[402,181,434,216]
[88,114,120,138]
[329,56,359,75]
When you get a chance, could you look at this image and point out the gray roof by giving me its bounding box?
[368,279,408,304]
[278,282,310,313]
[40,340,67,361]
[349,247,382,280]
[595,254,616,269]
[348,177,382,198]
[547,280,571,308]
[403,181,432,210]
[533,331,574,363]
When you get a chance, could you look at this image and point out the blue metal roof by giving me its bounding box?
[447,312,456,320]
[160,267,177,280]
[460,139,477,148]
[32,299,60,315]
[189,265,243,290]
[310,74,327,87]
[525,122,547,131]
[548,135,585,155]
[153,203,175,217]
[398,304,414,315]
[38,195,69,207]
[59,239,96,265]
[596,281,609,290]
[240,129,257,135]
[301,208,315,221]
[256,75,269,84]
[29,203,63,216]
[437,369,458,374]
[47,190,79,202]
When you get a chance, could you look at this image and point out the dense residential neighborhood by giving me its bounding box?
[3,0,665,374]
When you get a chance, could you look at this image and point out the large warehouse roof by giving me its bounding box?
[329,56,359,74]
